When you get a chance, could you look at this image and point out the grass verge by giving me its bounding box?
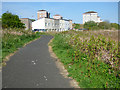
[2,31,46,63]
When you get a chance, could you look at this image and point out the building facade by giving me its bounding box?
[37,10,50,19]
[20,18,32,30]
[32,10,72,32]
[83,11,102,24]
[53,14,63,19]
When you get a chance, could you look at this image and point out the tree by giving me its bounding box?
[74,24,80,29]
[0,18,1,29]
[2,11,25,29]
[73,23,83,29]
[84,21,98,30]
[98,21,111,30]
[111,23,119,30]
[30,19,35,22]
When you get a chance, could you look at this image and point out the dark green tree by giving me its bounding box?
[72,23,83,29]
[2,11,25,29]
[30,19,35,22]
[84,21,98,30]
[110,23,119,30]
[0,18,1,29]
[98,21,111,30]
[74,24,81,29]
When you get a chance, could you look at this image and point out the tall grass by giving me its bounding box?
[2,29,45,62]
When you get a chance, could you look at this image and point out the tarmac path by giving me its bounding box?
[2,35,72,88]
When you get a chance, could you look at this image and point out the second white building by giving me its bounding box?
[83,11,102,24]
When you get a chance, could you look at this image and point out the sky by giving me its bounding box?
[2,2,118,24]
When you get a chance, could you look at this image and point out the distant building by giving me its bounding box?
[20,18,32,30]
[53,14,63,19]
[37,10,50,19]
[83,11,102,24]
[32,10,72,32]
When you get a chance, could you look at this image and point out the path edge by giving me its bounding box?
[48,38,80,88]
[2,36,41,68]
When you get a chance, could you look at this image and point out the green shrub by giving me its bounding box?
[51,31,120,88]
[2,30,43,62]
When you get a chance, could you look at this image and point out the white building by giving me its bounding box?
[32,10,72,32]
[83,11,102,24]
[53,14,63,19]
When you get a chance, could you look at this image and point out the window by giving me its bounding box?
[45,23,47,26]
[52,23,54,26]
[48,23,50,26]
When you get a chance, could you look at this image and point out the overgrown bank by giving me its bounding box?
[2,29,46,63]
[51,30,120,88]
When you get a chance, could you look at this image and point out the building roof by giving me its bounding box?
[54,14,61,16]
[43,17,71,21]
[20,18,29,19]
[69,19,72,21]
[83,11,97,14]
[38,10,46,11]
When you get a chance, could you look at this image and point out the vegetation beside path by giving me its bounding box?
[1,11,47,63]
[51,30,120,88]
[2,29,46,63]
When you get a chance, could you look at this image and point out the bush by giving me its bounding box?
[83,21,119,30]
[111,23,119,30]
[84,21,98,30]
[51,31,120,88]
[98,21,111,29]
[73,24,83,29]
